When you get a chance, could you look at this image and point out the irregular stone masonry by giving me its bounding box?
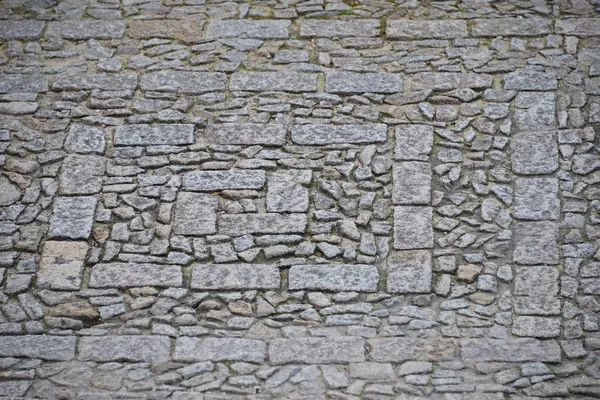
[0,1,598,398]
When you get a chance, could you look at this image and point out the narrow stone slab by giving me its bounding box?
[472,19,552,37]
[514,177,559,220]
[395,124,433,161]
[53,74,138,91]
[89,263,183,288]
[326,73,403,94]
[0,20,45,40]
[47,20,127,39]
[59,155,106,195]
[218,213,307,236]
[174,338,266,363]
[79,336,170,362]
[288,264,379,292]
[393,162,431,205]
[141,71,226,94]
[368,338,455,362]
[114,124,194,146]
[504,71,557,91]
[460,338,562,363]
[512,131,558,175]
[173,192,218,235]
[269,338,365,364]
[64,124,106,154]
[191,264,280,290]
[183,170,266,191]
[300,19,380,37]
[0,335,76,361]
[205,20,290,39]
[230,72,317,92]
[48,196,97,239]
[37,241,88,291]
[411,72,493,90]
[387,20,467,39]
[394,206,433,250]
[387,250,432,294]
[513,222,559,265]
[267,170,312,213]
[292,124,387,145]
[129,19,205,40]
[0,74,48,93]
[556,18,600,36]
[205,123,287,146]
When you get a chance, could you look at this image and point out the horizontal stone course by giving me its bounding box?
[205,20,290,39]
[269,337,365,364]
[89,263,183,288]
[204,123,287,146]
[218,213,308,236]
[368,338,455,362]
[288,264,379,292]
[114,124,195,146]
[326,72,403,94]
[47,20,127,39]
[556,18,600,36]
[191,264,281,290]
[0,74,48,93]
[230,72,317,92]
[387,19,467,39]
[78,336,170,362]
[292,124,387,145]
[140,71,226,94]
[175,337,266,363]
[411,72,493,90]
[504,71,557,91]
[301,19,380,37]
[183,170,266,191]
[129,19,205,40]
[0,20,45,40]
[471,18,552,37]
[460,338,562,363]
[0,335,76,361]
[53,74,138,91]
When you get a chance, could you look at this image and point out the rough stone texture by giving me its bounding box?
[173,192,218,235]
[368,338,455,362]
[392,162,431,205]
[129,19,205,40]
[513,92,556,131]
[514,177,560,220]
[269,338,365,364]
[219,213,308,236]
[513,316,561,338]
[37,241,88,291]
[513,222,559,265]
[205,123,287,146]
[183,170,266,191]
[387,20,467,39]
[47,20,127,39]
[59,155,106,195]
[394,124,433,161]
[89,263,183,288]
[191,264,281,290]
[411,73,493,90]
[472,19,552,37]
[394,206,433,250]
[504,71,558,91]
[511,131,558,175]
[301,20,380,37]
[140,71,226,94]
[0,20,45,40]
[64,124,106,154]
[175,338,266,362]
[114,124,194,146]
[0,74,48,93]
[556,18,600,36]
[387,250,432,294]
[288,264,379,292]
[460,339,562,363]
[0,336,76,361]
[267,170,311,212]
[326,73,403,94]
[48,196,97,239]
[230,72,317,92]
[514,266,559,296]
[53,74,138,91]
[79,336,170,362]
[292,124,387,145]
[205,20,290,39]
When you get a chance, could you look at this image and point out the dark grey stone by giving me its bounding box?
[387,20,467,39]
[292,124,387,145]
[114,124,194,146]
[218,213,307,236]
[288,264,379,292]
[460,338,561,363]
[205,123,287,146]
[173,192,218,235]
[47,20,127,39]
[78,336,170,362]
[387,250,432,294]
[141,71,226,94]
[0,21,45,40]
[326,73,403,94]
[191,264,280,290]
[230,72,317,92]
[48,196,98,239]
[183,170,266,191]
[0,335,76,361]
[269,337,365,364]
[89,263,183,288]
[205,20,290,39]
[174,337,266,363]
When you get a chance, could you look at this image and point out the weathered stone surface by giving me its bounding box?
[326,73,403,94]
[368,338,455,362]
[514,296,561,316]
[387,20,467,39]
[205,123,287,146]
[141,71,226,94]
[556,18,600,36]
[0,381,30,397]
[394,206,433,250]
[129,19,205,40]
[205,20,290,39]
[513,222,559,265]
[515,266,559,296]
[514,178,559,220]
[513,92,556,131]
[387,250,432,294]
[175,338,266,363]
[0,335,76,361]
[191,264,280,290]
[292,124,387,145]
[411,73,493,90]
[0,177,21,206]
[395,124,433,161]
[230,72,317,92]
[504,71,557,91]
[47,20,127,39]
[37,241,88,291]
[460,339,562,363]
[472,19,552,37]
[511,131,558,175]
[301,19,380,37]
[513,316,561,338]
[219,213,308,236]
[183,170,266,191]
[173,192,218,235]
[89,263,183,288]
[0,20,45,40]
[114,124,194,146]
[267,170,311,212]
[48,196,98,239]
[269,338,365,364]
[64,124,106,154]
[393,162,431,205]
[79,336,170,362]
[59,155,106,195]
[0,74,48,93]
[582,278,600,295]
[288,264,379,292]
[53,74,138,91]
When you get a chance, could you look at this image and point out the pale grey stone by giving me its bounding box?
[292,124,387,145]
[0,177,21,206]
[205,20,290,39]
[64,124,106,154]
[37,241,88,291]
[0,335,76,361]
[326,73,403,94]
[387,250,432,294]
[269,337,365,364]
[301,19,380,37]
[514,178,559,220]
[514,296,561,316]
[513,222,559,265]
[230,72,317,92]
[582,278,600,295]
[472,19,552,37]
[393,162,431,205]
[48,196,97,239]
[349,362,395,381]
[504,71,557,91]
[556,18,600,36]
[394,124,433,161]
[47,20,127,39]
[0,381,30,397]
[141,71,226,94]
[219,213,307,236]
[398,361,433,376]
[89,263,183,288]
[59,155,105,195]
[79,336,170,362]
[513,92,556,132]
[515,266,559,296]
[191,264,280,290]
[320,365,349,388]
[53,74,138,91]
[174,337,266,363]
[387,20,467,39]
[513,317,561,338]
[512,131,558,175]
[0,21,45,40]
[368,338,455,362]
[183,170,266,191]
[411,73,493,90]
[572,154,600,175]
[173,192,218,235]
[460,339,562,363]
[129,19,205,40]
[0,74,48,93]
[274,50,309,63]
[205,123,286,146]
[393,206,433,250]
[267,170,311,213]
[288,264,379,292]
[114,124,194,146]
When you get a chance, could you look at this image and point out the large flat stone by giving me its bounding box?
[173,192,218,235]
[269,338,365,364]
[0,74,48,93]
[288,264,379,292]
[0,335,76,361]
[191,264,281,290]
[460,338,562,363]
[514,266,559,297]
[326,73,403,94]
[393,206,433,250]
[368,338,455,362]
[504,71,557,91]
[89,263,183,288]
[513,222,559,265]
[513,316,561,338]
[387,20,467,39]
[292,124,387,145]
[218,213,307,236]
[0,381,30,397]
[78,336,170,362]
[140,71,226,94]
[64,124,106,154]
[395,124,434,161]
[411,73,493,90]
[183,170,266,191]
[514,177,559,220]
[114,124,194,146]
[511,131,558,175]
[129,19,205,40]
[58,155,105,195]
[53,74,138,91]
[174,338,266,363]
[387,250,432,294]
[205,123,286,146]
[37,241,88,291]
[48,196,97,240]
[513,92,556,132]
[47,20,127,39]
[556,18,600,36]
[472,18,552,37]
[230,72,317,92]
[301,19,380,37]
[393,162,431,205]
[205,20,290,39]
[267,170,312,213]
[0,20,45,40]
